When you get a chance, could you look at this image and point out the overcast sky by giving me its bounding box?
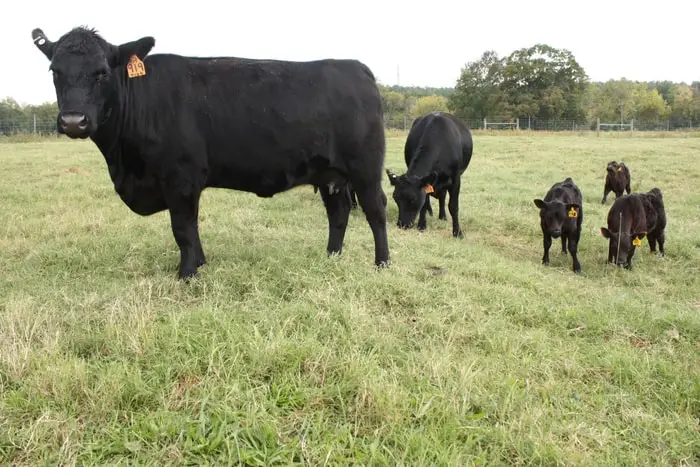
[1,0,697,105]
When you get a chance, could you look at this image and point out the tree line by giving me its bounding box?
[2,44,699,135]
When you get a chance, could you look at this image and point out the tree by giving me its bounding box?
[669,84,695,120]
[448,50,507,119]
[500,44,588,121]
[411,95,449,118]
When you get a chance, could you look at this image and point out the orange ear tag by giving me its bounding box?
[617,167,622,172]
[568,207,578,218]
[424,184,434,194]
[126,55,146,78]
[632,236,642,247]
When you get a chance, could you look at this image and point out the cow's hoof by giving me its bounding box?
[179,268,200,281]
[453,230,464,239]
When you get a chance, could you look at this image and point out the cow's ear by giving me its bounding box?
[111,36,155,67]
[631,232,646,243]
[386,169,398,186]
[600,227,612,238]
[566,203,580,218]
[31,28,55,60]
[419,171,437,188]
[533,199,546,209]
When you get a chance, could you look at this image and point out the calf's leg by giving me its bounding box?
[657,231,665,257]
[542,233,552,265]
[561,236,567,254]
[567,231,581,273]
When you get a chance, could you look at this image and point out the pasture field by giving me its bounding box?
[1,132,699,465]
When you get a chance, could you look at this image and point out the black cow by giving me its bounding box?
[385,112,473,237]
[533,177,583,273]
[601,160,631,204]
[30,26,390,280]
[313,183,358,210]
[600,188,666,269]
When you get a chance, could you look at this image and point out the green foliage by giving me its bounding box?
[411,95,449,118]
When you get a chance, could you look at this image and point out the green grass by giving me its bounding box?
[1,132,699,465]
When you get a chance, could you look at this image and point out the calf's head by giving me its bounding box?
[31,27,155,138]
[600,227,646,267]
[386,169,439,229]
[533,199,580,238]
[606,161,625,179]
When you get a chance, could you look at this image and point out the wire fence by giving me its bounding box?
[1,115,699,137]
[383,116,699,133]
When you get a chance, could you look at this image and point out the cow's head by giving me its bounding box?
[533,199,580,238]
[600,227,646,267]
[386,169,439,229]
[607,161,624,177]
[31,27,154,138]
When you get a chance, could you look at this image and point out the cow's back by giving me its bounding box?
[127,54,385,193]
[403,112,472,173]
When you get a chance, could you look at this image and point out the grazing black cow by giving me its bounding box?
[601,160,631,204]
[385,111,473,237]
[600,187,666,269]
[314,183,358,210]
[533,177,583,273]
[31,26,390,280]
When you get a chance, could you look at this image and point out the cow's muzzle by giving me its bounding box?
[58,112,89,138]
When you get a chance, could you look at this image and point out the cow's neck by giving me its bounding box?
[91,84,130,164]
[407,148,437,179]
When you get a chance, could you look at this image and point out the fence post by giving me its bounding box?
[631,119,634,132]
[33,113,37,135]
[516,118,519,131]
[483,118,487,130]
[528,116,531,130]
[667,120,670,131]
[596,118,600,137]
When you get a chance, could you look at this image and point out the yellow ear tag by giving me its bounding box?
[568,207,577,218]
[632,236,642,247]
[617,167,622,172]
[126,55,146,78]
[424,184,434,194]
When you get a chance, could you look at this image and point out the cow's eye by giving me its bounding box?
[94,70,109,81]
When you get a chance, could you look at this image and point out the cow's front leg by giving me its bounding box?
[163,179,204,280]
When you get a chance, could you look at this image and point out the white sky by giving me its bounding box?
[1,0,698,105]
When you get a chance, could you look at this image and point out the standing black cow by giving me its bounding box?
[533,177,583,273]
[600,187,666,269]
[385,112,473,237]
[30,26,390,280]
[601,160,631,204]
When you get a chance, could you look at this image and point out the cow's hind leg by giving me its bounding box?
[561,236,568,254]
[447,178,464,238]
[648,234,657,254]
[320,186,352,257]
[354,181,390,267]
[601,185,611,204]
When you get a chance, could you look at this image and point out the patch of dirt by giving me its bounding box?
[63,166,89,175]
